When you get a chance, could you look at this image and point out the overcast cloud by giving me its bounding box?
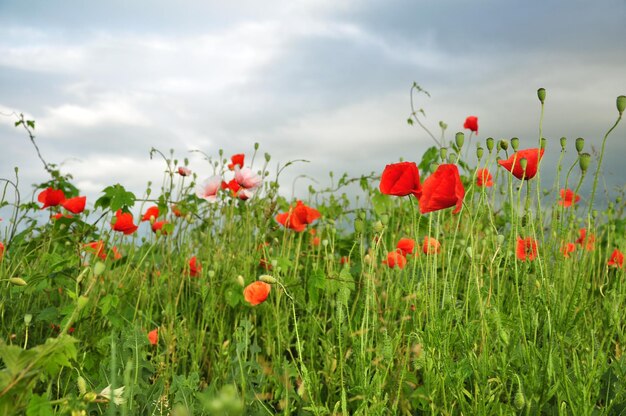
[1,0,624,212]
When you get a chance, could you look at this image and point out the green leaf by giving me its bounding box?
[26,120,35,129]
[418,145,439,175]
[95,184,136,211]
[26,394,53,416]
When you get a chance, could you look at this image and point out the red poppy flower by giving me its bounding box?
[418,164,465,214]
[151,221,169,234]
[148,328,158,346]
[276,200,321,232]
[85,241,107,260]
[228,153,245,170]
[52,213,73,220]
[498,148,545,180]
[61,196,86,214]
[244,281,271,305]
[340,256,350,265]
[561,242,576,258]
[38,187,66,209]
[383,251,407,269]
[189,256,201,277]
[575,228,595,251]
[142,206,160,222]
[396,238,415,256]
[608,249,624,269]
[476,168,493,187]
[111,210,138,235]
[558,189,580,207]
[379,162,422,198]
[177,166,191,176]
[422,237,441,255]
[312,236,321,247]
[464,116,478,134]
[0,242,5,260]
[516,237,538,261]
[171,204,183,217]
[111,246,122,260]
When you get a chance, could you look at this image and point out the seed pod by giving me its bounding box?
[579,153,591,173]
[499,139,509,151]
[510,137,519,151]
[486,137,495,152]
[439,147,448,160]
[575,137,585,153]
[455,132,465,149]
[617,95,626,115]
[476,146,484,160]
[559,137,567,151]
[540,137,547,149]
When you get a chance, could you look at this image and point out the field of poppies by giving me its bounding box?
[1,90,625,415]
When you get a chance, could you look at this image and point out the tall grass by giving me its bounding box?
[0,91,625,415]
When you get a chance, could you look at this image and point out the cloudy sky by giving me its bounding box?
[1,0,625,211]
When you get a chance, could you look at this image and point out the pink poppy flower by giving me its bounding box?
[195,176,222,203]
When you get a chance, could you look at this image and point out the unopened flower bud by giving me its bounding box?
[208,270,215,278]
[93,261,106,277]
[486,137,495,152]
[363,253,372,265]
[519,159,528,174]
[447,153,458,164]
[77,295,89,311]
[439,147,448,160]
[476,146,484,160]
[380,213,389,225]
[575,137,585,153]
[10,277,27,286]
[510,137,519,151]
[497,234,505,246]
[77,376,88,396]
[236,275,245,287]
[540,137,547,149]
[499,140,509,151]
[373,221,384,233]
[439,121,448,131]
[559,137,567,151]
[354,218,364,233]
[455,132,465,149]
[592,209,599,219]
[259,275,277,284]
[579,153,591,173]
[264,152,271,162]
[617,95,626,115]
[83,392,98,403]
[429,163,439,173]
[24,314,32,325]
[514,390,526,410]
[537,88,546,104]
[254,142,260,150]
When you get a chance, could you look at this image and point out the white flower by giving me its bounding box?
[99,385,126,405]
[195,175,222,202]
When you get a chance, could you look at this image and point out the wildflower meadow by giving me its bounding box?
[1,87,625,415]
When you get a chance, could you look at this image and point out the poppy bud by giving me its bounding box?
[255,142,260,150]
[380,213,389,225]
[236,275,245,287]
[363,253,372,265]
[259,274,277,284]
[77,295,89,311]
[510,137,519,151]
[264,152,271,162]
[439,121,448,131]
[455,132,465,149]
[575,137,585,153]
[537,88,546,104]
[24,314,32,324]
[497,234,505,246]
[540,137,547,149]
[499,140,509,151]
[486,137,495,152]
[208,270,215,278]
[373,221,384,233]
[519,158,528,173]
[358,211,366,220]
[579,153,591,173]
[93,261,106,277]
[439,147,448,160]
[354,218,364,233]
[559,137,567,151]
[10,277,27,286]
[476,146,484,160]
[83,392,98,402]
[447,154,458,164]
[592,209,599,219]
[429,163,439,173]
[617,95,626,115]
